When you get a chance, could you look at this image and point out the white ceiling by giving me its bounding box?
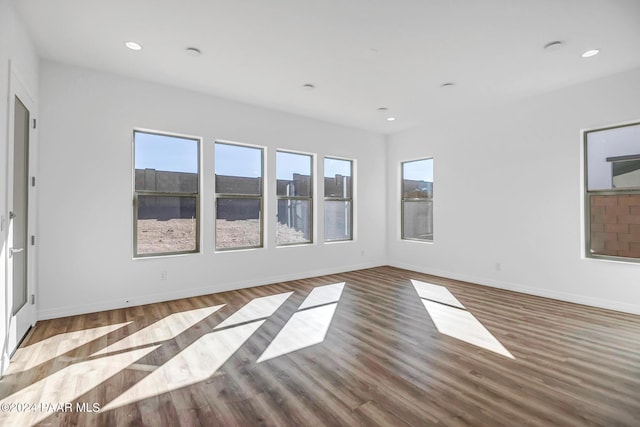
[12,0,640,134]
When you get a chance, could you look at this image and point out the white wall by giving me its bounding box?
[28,27,640,320]
[0,0,39,371]
[387,67,640,315]
[38,60,386,319]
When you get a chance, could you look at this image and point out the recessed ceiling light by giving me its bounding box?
[186,47,201,57]
[543,41,564,51]
[125,41,142,51]
[581,49,600,58]
[377,107,388,112]
[440,82,455,88]
[386,117,396,121]
[302,83,315,90]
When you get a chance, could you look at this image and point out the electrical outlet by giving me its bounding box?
[495,262,502,271]
[161,271,168,280]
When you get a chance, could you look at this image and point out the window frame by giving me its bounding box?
[584,122,640,263]
[133,129,201,258]
[276,150,314,246]
[401,157,434,242]
[323,156,353,242]
[214,140,265,251]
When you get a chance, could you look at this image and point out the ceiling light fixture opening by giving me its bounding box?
[581,49,600,58]
[302,83,315,90]
[440,82,455,88]
[186,47,201,57]
[377,107,388,112]
[125,41,142,51]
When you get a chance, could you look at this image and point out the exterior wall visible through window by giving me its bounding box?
[324,157,353,242]
[277,151,313,245]
[215,142,264,250]
[585,122,640,261]
[401,158,434,242]
[133,130,200,257]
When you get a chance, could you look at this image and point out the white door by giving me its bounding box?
[6,68,37,357]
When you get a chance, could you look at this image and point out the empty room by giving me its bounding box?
[1,0,640,425]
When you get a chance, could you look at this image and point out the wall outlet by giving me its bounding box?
[160,271,168,280]
[495,262,502,271]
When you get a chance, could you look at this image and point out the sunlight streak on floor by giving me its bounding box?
[103,320,265,411]
[0,346,159,426]
[257,303,338,363]
[411,279,465,309]
[9,322,131,372]
[256,283,344,362]
[100,292,297,410]
[421,300,514,359]
[93,305,224,356]
[298,282,344,309]
[215,292,293,329]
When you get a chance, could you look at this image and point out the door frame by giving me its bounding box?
[3,61,38,374]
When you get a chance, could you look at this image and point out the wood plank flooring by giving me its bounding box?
[1,266,639,426]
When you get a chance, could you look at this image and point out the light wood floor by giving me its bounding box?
[1,266,639,426]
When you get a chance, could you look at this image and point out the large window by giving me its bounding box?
[401,158,433,241]
[134,131,199,257]
[215,142,264,250]
[277,151,313,245]
[585,122,640,261]
[324,157,353,241]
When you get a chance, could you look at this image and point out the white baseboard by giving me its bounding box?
[38,260,640,320]
[37,260,385,320]
[390,261,640,316]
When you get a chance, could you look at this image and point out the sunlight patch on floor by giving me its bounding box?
[257,283,344,362]
[257,303,338,363]
[411,279,465,309]
[93,305,224,356]
[421,300,514,359]
[411,279,514,359]
[102,320,264,411]
[298,282,344,309]
[215,292,293,329]
[0,346,159,426]
[103,291,301,410]
[10,322,131,372]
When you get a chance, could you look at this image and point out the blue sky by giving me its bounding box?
[403,158,433,182]
[324,157,351,178]
[216,143,262,177]
[276,151,310,180]
[135,132,198,173]
[136,133,354,179]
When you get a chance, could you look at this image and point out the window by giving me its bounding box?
[401,158,433,241]
[277,151,313,245]
[585,122,640,261]
[134,131,199,257]
[324,157,353,241]
[215,142,264,250]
